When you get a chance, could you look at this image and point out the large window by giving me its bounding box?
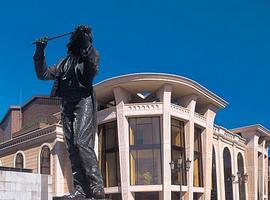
[193,127,203,187]
[105,193,122,200]
[211,147,218,200]
[129,117,162,185]
[171,192,180,200]
[98,121,120,187]
[134,192,159,200]
[171,118,186,185]
[40,146,51,174]
[223,147,233,200]
[237,153,246,200]
[15,153,24,169]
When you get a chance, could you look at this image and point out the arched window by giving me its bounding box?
[40,146,51,174]
[15,153,24,168]
[223,147,233,200]
[211,146,218,200]
[237,153,246,200]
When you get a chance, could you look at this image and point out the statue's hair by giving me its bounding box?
[67,25,92,55]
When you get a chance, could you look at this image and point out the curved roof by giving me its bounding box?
[94,73,228,109]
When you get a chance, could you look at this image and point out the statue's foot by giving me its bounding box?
[53,190,86,200]
[93,189,105,199]
[83,187,106,200]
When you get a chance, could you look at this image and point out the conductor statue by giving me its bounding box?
[33,25,105,200]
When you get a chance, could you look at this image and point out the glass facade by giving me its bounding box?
[134,192,159,200]
[98,121,120,187]
[193,127,203,187]
[15,153,24,169]
[40,146,50,174]
[106,193,122,200]
[171,192,180,200]
[193,193,201,200]
[171,118,187,185]
[129,117,162,185]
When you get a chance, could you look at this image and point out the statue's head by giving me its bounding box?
[67,25,92,55]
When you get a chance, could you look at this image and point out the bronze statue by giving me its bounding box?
[33,25,105,200]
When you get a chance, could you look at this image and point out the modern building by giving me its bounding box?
[0,73,269,200]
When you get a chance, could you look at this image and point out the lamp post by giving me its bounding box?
[232,172,248,183]
[170,157,191,200]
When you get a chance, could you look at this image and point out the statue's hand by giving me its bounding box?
[35,36,48,50]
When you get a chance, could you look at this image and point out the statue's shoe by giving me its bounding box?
[85,199,111,200]
[93,190,105,199]
[84,189,111,200]
[53,190,86,200]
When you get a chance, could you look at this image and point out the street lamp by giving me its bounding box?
[242,173,248,183]
[170,157,191,200]
[232,172,248,183]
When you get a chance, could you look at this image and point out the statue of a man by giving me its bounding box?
[33,25,105,200]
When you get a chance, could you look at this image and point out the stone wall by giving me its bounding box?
[0,170,52,200]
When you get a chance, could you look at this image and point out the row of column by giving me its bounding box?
[112,84,217,200]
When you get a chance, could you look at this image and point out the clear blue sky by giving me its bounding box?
[0,0,269,130]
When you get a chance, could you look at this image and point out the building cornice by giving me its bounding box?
[230,124,270,138]
[0,124,62,156]
[94,73,228,109]
[214,125,246,149]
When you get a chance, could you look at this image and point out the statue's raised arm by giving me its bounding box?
[33,37,58,80]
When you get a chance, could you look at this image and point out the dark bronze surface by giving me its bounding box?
[34,25,105,199]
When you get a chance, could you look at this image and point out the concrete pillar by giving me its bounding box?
[218,139,226,200]
[264,143,269,199]
[201,105,217,200]
[259,141,265,199]
[232,145,239,200]
[264,153,268,199]
[246,135,259,200]
[113,87,134,200]
[215,139,223,200]
[53,138,66,196]
[180,94,197,200]
[157,84,172,200]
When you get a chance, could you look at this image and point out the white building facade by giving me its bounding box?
[95,73,270,200]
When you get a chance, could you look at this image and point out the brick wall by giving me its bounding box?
[22,98,60,131]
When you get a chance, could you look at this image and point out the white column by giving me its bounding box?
[260,140,265,198]
[113,87,134,200]
[157,84,172,200]
[180,94,197,200]
[264,142,269,199]
[218,139,226,200]
[202,105,217,200]
[246,135,259,200]
[53,137,66,196]
[232,145,239,200]
[214,140,223,200]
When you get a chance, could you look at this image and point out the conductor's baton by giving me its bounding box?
[32,32,73,45]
